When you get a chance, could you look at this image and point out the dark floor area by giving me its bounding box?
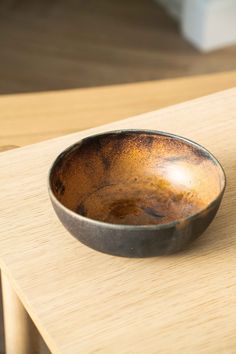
[0,0,236,94]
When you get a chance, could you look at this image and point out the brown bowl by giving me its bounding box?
[48,130,226,257]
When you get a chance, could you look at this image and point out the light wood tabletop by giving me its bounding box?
[1,71,236,150]
[1,83,236,354]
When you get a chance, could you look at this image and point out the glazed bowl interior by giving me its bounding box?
[50,131,225,226]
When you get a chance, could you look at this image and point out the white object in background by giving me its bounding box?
[155,0,236,51]
[155,0,183,21]
[182,0,236,51]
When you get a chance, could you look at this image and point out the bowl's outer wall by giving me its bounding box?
[50,193,223,257]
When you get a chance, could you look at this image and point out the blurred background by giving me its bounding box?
[0,0,236,94]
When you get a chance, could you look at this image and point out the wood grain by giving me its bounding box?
[1,88,236,354]
[0,0,236,94]
[1,71,236,147]
[1,72,235,354]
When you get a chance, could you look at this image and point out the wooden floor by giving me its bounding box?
[0,0,236,94]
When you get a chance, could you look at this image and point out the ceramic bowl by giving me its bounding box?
[48,130,226,257]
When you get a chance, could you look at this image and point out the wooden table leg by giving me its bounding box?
[0,273,5,354]
[1,272,39,354]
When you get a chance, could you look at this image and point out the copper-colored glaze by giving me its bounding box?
[49,130,225,257]
[51,131,224,225]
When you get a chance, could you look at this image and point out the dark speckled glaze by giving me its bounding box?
[48,130,226,257]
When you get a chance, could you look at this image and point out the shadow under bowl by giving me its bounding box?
[48,130,226,257]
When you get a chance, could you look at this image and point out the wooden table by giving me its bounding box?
[1,72,236,354]
[2,71,236,149]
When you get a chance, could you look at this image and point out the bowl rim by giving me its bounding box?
[48,129,226,230]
